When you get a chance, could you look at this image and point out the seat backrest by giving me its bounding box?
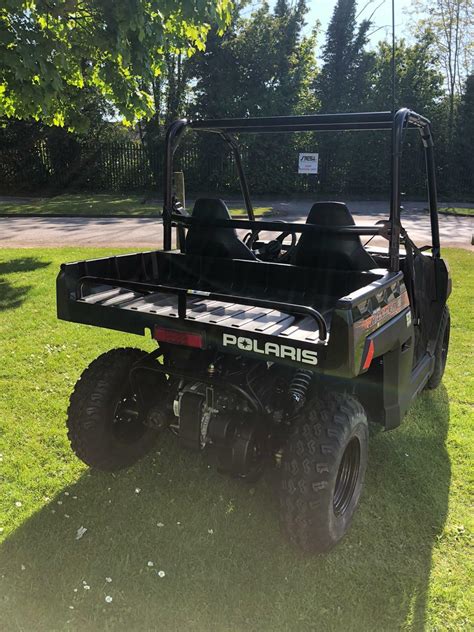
[294,201,376,271]
[185,198,257,260]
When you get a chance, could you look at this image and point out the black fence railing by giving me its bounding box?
[0,135,472,199]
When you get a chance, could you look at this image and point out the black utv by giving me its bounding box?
[57,109,451,553]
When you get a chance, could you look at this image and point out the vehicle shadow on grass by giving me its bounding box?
[0,257,50,311]
[0,387,450,632]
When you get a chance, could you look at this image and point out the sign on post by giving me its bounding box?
[298,153,319,174]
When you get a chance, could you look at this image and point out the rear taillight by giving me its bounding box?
[153,326,203,349]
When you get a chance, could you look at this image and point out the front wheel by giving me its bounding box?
[280,391,368,553]
[67,348,163,471]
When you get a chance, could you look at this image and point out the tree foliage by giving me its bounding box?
[456,72,474,192]
[189,0,317,119]
[0,0,472,199]
[0,0,232,128]
[185,0,318,193]
[369,34,444,114]
[409,0,474,135]
[315,0,372,112]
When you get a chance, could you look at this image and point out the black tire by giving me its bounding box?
[280,391,368,554]
[67,348,160,471]
[425,306,450,390]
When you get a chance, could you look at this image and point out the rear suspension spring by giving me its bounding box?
[288,370,313,407]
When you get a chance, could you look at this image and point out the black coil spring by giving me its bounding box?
[288,369,313,404]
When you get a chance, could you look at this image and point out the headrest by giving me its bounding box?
[192,198,231,221]
[306,202,355,227]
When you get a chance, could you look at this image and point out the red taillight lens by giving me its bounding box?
[362,339,375,370]
[153,326,203,349]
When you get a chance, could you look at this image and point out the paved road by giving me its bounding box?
[0,201,472,250]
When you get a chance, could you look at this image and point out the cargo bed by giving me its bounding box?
[77,283,325,342]
[57,249,396,370]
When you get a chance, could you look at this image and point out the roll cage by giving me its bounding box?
[163,108,440,272]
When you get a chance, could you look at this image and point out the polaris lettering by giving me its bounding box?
[222,333,318,366]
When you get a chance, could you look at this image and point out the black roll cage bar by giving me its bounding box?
[163,108,440,272]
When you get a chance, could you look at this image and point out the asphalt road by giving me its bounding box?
[0,201,472,250]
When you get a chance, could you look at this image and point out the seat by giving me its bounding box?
[294,201,376,271]
[185,198,257,260]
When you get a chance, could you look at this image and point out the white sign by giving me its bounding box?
[298,152,319,174]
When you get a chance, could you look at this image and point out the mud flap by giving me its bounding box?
[382,342,414,430]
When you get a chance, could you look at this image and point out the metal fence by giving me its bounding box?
[0,133,472,199]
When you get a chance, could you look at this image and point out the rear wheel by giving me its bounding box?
[280,391,368,553]
[67,348,163,471]
[425,306,450,389]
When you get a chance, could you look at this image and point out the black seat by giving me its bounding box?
[294,202,376,271]
[185,198,257,260]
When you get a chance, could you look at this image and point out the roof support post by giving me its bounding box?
[420,125,441,257]
[221,133,254,221]
[389,109,409,271]
[163,119,187,251]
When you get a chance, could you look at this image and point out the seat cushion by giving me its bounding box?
[294,201,376,271]
[185,198,257,261]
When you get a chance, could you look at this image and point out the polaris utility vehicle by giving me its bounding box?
[58,109,451,553]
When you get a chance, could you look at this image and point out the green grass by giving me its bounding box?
[0,194,272,217]
[438,207,474,217]
[0,248,472,631]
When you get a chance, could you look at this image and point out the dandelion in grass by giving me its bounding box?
[135,487,141,494]
[105,596,113,603]
[147,561,154,567]
[158,570,166,578]
[105,577,112,583]
[157,522,164,528]
[15,501,22,507]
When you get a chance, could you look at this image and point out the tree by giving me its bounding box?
[186,0,318,193]
[369,33,444,114]
[455,72,474,195]
[312,0,374,195]
[315,0,372,112]
[409,0,474,137]
[189,1,317,119]
[353,33,445,197]
[0,0,232,128]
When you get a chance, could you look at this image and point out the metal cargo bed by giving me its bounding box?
[77,282,326,343]
[57,250,389,370]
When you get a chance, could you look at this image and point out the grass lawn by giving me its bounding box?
[439,207,474,217]
[0,193,272,217]
[0,247,472,631]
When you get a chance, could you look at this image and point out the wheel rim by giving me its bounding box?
[112,394,146,443]
[333,437,361,517]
